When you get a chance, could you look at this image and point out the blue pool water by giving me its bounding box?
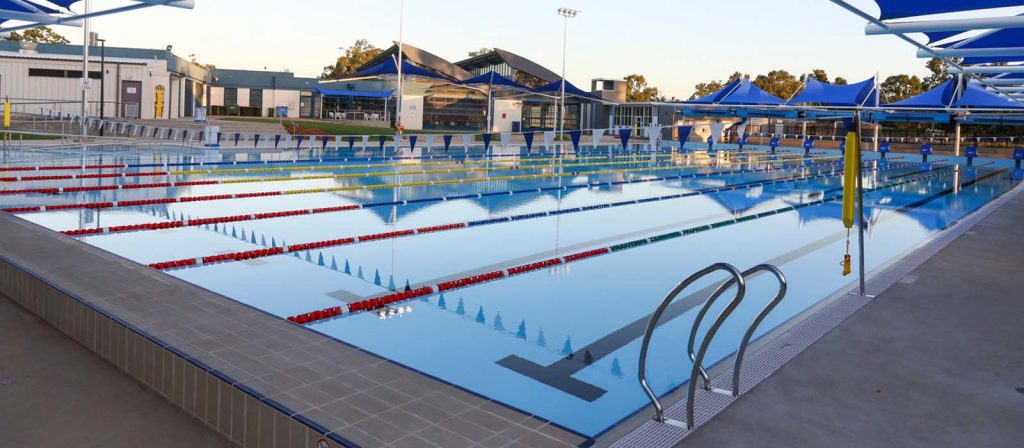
[2,143,1020,437]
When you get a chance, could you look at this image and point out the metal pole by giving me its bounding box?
[80,0,91,139]
[99,38,105,136]
[556,8,578,159]
[396,0,404,140]
[856,110,866,295]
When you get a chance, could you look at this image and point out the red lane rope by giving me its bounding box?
[0,164,128,172]
[0,171,168,182]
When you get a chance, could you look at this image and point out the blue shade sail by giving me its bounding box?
[340,59,452,80]
[954,80,1024,108]
[885,79,958,108]
[875,0,1024,20]
[531,80,600,101]
[788,77,877,106]
[458,72,529,90]
[686,79,785,106]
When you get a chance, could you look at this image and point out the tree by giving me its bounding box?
[923,57,961,89]
[880,74,924,103]
[834,77,848,85]
[811,69,830,83]
[4,27,69,44]
[321,39,383,79]
[625,74,662,102]
[689,72,746,100]
[754,70,802,99]
[467,47,492,58]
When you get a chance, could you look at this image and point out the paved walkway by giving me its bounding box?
[0,294,237,448]
[681,187,1024,447]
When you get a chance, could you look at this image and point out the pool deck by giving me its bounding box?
[677,181,1024,446]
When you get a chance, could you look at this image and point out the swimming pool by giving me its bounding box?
[2,143,1020,437]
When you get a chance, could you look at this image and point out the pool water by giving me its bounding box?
[2,143,1020,437]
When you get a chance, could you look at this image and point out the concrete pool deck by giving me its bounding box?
[671,179,1024,447]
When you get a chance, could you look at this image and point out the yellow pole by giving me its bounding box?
[842,123,859,229]
[3,97,10,147]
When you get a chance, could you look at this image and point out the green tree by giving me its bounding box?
[5,26,69,44]
[467,47,492,58]
[689,72,746,100]
[754,70,801,99]
[880,74,925,103]
[834,77,848,85]
[810,69,830,83]
[321,39,383,79]
[923,57,962,89]
[625,74,662,102]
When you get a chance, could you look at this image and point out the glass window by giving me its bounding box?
[249,89,263,108]
[224,88,238,107]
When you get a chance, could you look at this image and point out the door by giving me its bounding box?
[184,81,195,117]
[121,80,142,119]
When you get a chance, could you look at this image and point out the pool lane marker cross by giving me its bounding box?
[147,160,889,270]
[286,163,957,327]
[60,158,850,237]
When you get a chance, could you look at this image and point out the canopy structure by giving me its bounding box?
[787,77,878,107]
[956,80,1024,108]
[458,72,530,91]
[885,79,958,108]
[832,0,1024,103]
[338,59,453,81]
[531,79,602,101]
[687,79,785,106]
[0,1,194,32]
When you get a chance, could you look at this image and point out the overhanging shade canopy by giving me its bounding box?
[532,80,601,101]
[686,79,785,106]
[340,59,452,81]
[458,72,529,91]
[1,1,194,30]
[885,79,958,108]
[955,80,1024,108]
[873,0,1024,20]
[788,77,877,106]
[315,87,396,98]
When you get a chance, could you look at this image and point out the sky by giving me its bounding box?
[46,0,934,99]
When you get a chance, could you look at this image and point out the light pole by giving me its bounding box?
[556,7,579,158]
[80,0,92,139]
[396,0,405,143]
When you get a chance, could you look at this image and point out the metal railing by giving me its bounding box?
[637,263,787,430]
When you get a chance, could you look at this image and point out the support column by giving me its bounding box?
[954,121,962,157]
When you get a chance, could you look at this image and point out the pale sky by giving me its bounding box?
[45,0,941,99]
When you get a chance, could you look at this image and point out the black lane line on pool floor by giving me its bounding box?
[494,167,1006,402]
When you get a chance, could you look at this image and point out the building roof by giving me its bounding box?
[358,42,472,81]
[210,68,317,91]
[455,48,561,84]
[0,41,209,80]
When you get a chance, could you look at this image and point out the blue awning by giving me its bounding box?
[874,0,1024,20]
[788,77,877,106]
[685,79,785,106]
[955,80,1024,108]
[865,112,952,123]
[458,72,529,90]
[885,79,958,108]
[340,59,451,81]
[315,87,395,98]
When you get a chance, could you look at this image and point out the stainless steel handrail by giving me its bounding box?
[637,263,745,424]
[731,265,787,397]
[639,263,787,430]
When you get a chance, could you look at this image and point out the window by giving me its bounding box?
[249,89,263,108]
[29,68,101,79]
[224,88,238,107]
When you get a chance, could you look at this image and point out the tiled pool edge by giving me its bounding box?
[606,179,1024,448]
[0,213,590,448]
[0,250,345,448]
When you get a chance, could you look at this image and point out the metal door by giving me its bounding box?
[121,80,142,119]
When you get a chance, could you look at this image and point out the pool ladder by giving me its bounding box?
[637,263,788,430]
